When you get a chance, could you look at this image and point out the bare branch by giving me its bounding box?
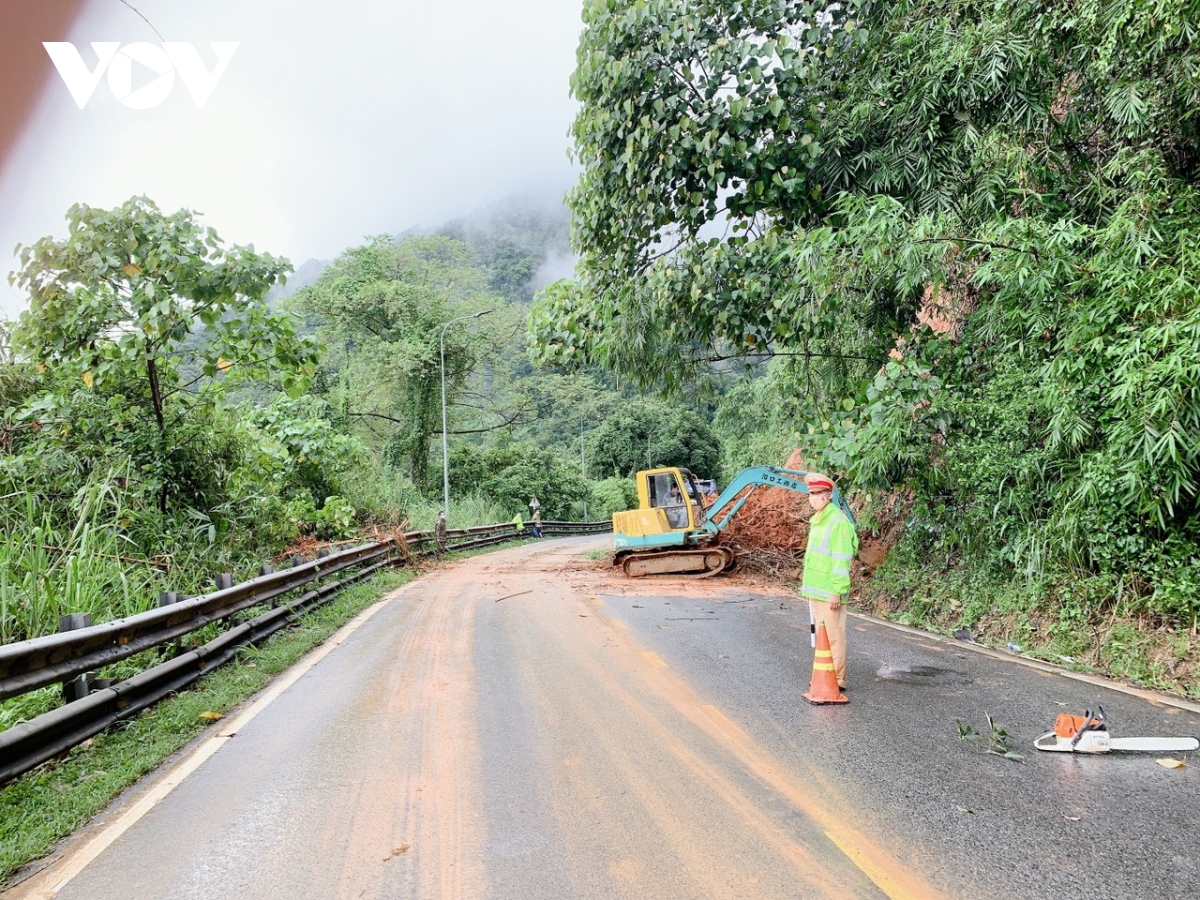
[118,1,166,42]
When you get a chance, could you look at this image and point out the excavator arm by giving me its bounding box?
[701,466,855,534]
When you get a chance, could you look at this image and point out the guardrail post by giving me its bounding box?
[214,573,234,591]
[256,564,277,607]
[290,556,304,568]
[157,593,185,657]
[58,613,93,703]
[317,548,330,559]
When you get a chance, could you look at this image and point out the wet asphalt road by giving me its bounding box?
[613,585,1200,900]
[13,537,1200,900]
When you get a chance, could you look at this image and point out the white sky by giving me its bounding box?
[0,0,583,315]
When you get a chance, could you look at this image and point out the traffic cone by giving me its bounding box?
[803,621,848,704]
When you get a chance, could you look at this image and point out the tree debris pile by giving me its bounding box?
[714,451,910,582]
[715,450,813,577]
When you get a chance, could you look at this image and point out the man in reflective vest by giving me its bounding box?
[800,472,859,689]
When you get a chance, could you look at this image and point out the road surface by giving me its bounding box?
[9,537,1200,899]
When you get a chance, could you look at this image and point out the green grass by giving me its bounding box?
[0,568,412,888]
[0,483,170,645]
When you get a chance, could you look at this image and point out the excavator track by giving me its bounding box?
[617,547,736,578]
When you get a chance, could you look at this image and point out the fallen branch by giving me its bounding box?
[41,544,171,570]
[495,590,533,603]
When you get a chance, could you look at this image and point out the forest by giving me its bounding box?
[2,0,1198,698]
[0,192,725,659]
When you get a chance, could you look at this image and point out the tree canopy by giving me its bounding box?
[532,0,1200,613]
[295,234,502,491]
[10,197,319,511]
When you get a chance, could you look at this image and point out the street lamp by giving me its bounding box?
[581,414,588,522]
[440,309,492,517]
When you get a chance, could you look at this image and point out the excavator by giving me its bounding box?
[612,465,855,577]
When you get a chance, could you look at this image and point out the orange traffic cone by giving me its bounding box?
[803,621,848,704]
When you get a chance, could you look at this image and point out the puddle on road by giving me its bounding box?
[875,663,973,685]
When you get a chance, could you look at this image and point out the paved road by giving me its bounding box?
[11,537,1200,899]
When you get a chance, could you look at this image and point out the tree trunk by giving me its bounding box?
[146,356,169,513]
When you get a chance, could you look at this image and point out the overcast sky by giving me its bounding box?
[0,0,583,316]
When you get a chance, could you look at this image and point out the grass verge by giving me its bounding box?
[0,567,413,888]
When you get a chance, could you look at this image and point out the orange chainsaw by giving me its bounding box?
[1034,704,1199,754]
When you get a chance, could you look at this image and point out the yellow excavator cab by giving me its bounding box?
[635,467,701,531]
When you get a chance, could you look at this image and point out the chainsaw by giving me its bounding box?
[1034,704,1199,754]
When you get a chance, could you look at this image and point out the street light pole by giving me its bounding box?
[581,414,587,522]
[440,309,492,517]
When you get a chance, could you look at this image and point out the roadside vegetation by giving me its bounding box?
[0,197,719,653]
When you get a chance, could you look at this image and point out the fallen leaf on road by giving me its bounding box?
[383,843,412,861]
[199,711,223,721]
[955,806,974,814]
[1157,758,1187,769]
[1061,813,1080,822]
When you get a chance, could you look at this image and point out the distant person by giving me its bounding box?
[531,507,543,540]
[799,473,858,691]
[434,510,448,560]
[512,512,525,533]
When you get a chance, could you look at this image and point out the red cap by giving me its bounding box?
[805,473,834,492]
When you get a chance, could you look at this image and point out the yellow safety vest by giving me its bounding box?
[800,504,858,601]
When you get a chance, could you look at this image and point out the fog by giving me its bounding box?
[0,0,582,316]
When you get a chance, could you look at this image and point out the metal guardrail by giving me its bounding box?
[0,518,611,784]
[0,541,394,702]
[0,559,389,783]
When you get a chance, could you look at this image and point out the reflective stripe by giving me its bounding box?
[813,663,836,671]
[802,586,834,599]
[831,552,853,561]
[832,568,850,576]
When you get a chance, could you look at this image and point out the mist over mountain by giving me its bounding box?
[436,191,574,302]
[269,191,574,306]
[439,191,570,256]
[266,257,331,304]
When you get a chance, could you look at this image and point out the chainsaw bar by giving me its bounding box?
[1034,704,1199,754]
[1035,732,1199,753]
